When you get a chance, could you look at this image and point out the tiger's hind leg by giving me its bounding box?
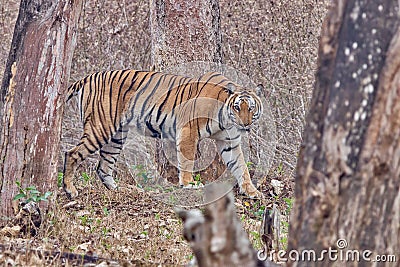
[97,126,128,190]
[216,140,262,198]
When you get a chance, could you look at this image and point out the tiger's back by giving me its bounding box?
[63,70,263,199]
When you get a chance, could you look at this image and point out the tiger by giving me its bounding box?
[63,70,264,199]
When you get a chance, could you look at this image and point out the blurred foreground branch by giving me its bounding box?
[175,183,279,267]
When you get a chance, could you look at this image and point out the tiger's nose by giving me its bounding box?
[244,120,252,127]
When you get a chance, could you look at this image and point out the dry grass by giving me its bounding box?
[0,0,329,265]
[0,171,293,266]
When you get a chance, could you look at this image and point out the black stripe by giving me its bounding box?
[100,155,114,165]
[84,134,100,150]
[172,117,177,135]
[158,114,168,136]
[119,71,141,125]
[113,70,132,126]
[221,144,240,154]
[77,151,84,161]
[226,154,240,170]
[98,73,108,133]
[226,159,236,169]
[225,134,240,141]
[83,143,97,154]
[218,107,225,131]
[196,118,201,138]
[79,83,85,120]
[85,74,94,112]
[178,78,192,107]
[130,72,158,113]
[145,113,161,138]
[142,74,166,119]
[171,76,187,117]
[117,69,130,83]
[205,119,212,135]
[101,150,121,156]
[230,163,241,174]
[93,133,104,148]
[111,136,125,145]
[155,75,177,121]
[199,72,221,92]
[168,125,175,139]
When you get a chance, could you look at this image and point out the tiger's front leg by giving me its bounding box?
[176,126,199,187]
[63,136,95,199]
[216,140,262,198]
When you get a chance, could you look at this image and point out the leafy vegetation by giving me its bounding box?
[13,181,52,204]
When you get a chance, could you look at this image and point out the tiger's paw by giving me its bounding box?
[64,184,79,199]
[101,177,118,190]
[241,183,263,199]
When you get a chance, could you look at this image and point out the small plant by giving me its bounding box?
[103,207,110,216]
[283,197,293,216]
[189,173,202,186]
[13,181,52,203]
[280,198,294,249]
[78,214,94,227]
[276,162,285,176]
[102,241,111,250]
[133,164,152,184]
[80,172,91,184]
[101,227,111,237]
[145,251,151,259]
[186,254,194,261]
[250,230,263,250]
[246,161,254,169]
[280,236,288,250]
[169,194,177,204]
[253,205,265,220]
[57,172,63,187]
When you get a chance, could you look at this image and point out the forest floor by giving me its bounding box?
[0,168,293,266]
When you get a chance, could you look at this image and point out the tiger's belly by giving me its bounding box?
[129,107,237,143]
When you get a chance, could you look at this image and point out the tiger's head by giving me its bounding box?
[226,84,263,131]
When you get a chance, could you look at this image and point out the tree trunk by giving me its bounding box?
[288,1,400,266]
[0,0,82,216]
[150,0,225,184]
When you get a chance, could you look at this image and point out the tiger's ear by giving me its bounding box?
[226,83,236,94]
[255,84,264,97]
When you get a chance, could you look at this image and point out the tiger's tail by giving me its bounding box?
[66,79,86,101]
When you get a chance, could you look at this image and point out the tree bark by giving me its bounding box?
[150,0,225,184]
[0,0,82,216]
[288,1,400,266]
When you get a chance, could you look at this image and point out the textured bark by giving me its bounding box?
[150,0,222,69]
[0,0,82,216]
[288,1,400,266]
[150,0,225,183]
[176,183,279,267]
